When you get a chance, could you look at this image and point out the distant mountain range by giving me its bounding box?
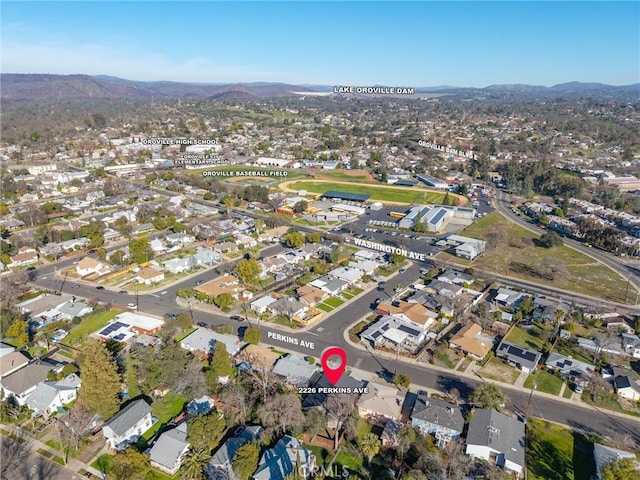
[1,73,638,102]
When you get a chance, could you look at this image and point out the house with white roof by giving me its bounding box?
[273,355,318,387]
[251,294,278,315]
[102,399,153,450]
[180,327,244,358]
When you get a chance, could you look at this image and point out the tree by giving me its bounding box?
[110,448,149,480]
[0,428,32,479]
[469,383,505,410]
[303,408,327,438]
[232,442,260,480]
[292,200,308,214]
[243,327,262,345]
[283,230,305,248]
[305,232,321,244]
[56,401,94,460]
[5,318,29,346]
[235,258,261,284]
[538,231,563,248]
[389,251,405,266]
[208,342,234,383]
[253,218,264,235]
[129,236,153,264]
[180,447,211,480]
[214,292,236,310]
[78,341,121,419]
[257,393,304,437]
[110,250,127,266]
[396,425,416,464]
[220,384,254,424]
[326,394,355,450]
[599,457,640,480]
[359,433,380,464]
[393,373,411,388]
[187,413,226,451]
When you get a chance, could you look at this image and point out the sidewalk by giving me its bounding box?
[0,423,104,478]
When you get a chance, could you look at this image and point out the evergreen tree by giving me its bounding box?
[78,341,121,419]
[232,442,260,480]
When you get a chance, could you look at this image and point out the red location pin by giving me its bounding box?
[321,346,347,386]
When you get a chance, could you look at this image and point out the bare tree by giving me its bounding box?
[0,427,33,479]
[257,393,304,437]
[220,384,254,424]
[56,400,95,461]
[237,352,281,403]
[174,358,208,399]
[326,394,355,450]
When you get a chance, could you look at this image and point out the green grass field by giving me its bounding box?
[138,393,187,446]
[505,326,547,351]
[284,180,461,205]
[460,212,631,303]
[317,303,334,312]
[63,309,123,347]
[524,370,564,396]
[526,419,595,480]
[325,297,345,308]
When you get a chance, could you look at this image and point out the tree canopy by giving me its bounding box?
[78,341,121,419]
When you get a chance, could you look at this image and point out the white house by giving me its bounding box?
[622,334,640,358]
[76,257,112,277]
[149,422,190,475]
[102,399,153,450]
[135,267,165,285]
[251,294,278,315]
[25,373,81,417]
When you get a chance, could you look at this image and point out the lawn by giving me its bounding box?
[325,297,344,308]
[460,211,631,303]
[505,326,547,352]
[63,309,123,347]
[479,357,521,384]
[174,327,197,342]
[348,321,369,344]
[138,393,187,446]
[554,339,595,364]
[317,170,372,182]
[283,180,465,205]
[317,303,334,312]
[524,370,564,396]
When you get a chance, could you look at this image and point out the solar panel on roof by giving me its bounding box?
[113,333,126,341]
[382,324,390,331]
[398,325,420,336]
[372,331,382,338]
[430,209,448,225]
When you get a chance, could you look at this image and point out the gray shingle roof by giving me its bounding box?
[149,423,189,471]
[411,395,464,434]
[467,409,525,468]
[0,361,56,396]
[104,399,151,437]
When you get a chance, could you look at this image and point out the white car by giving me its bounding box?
[127,303,137,310]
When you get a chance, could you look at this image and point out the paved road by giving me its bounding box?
[30,238,640,442]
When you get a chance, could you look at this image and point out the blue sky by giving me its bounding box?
[2,2,638,87]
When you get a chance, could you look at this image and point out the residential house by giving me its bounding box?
[257,226,289,243]
[250,295,278,315]
[205,426,263,480]
[593,443,640,479]
[308,276,349,296]
[25,373,81,417]
[613,374,640,401]
[273,355,318,387]
[349,259,379,275]
[411,394,464,447]
[296,284,327,307]
[437,270,474,286]
[356,382,403,425]
[180,327,244,358]
[327,266,363,285]
[136,267,165,285]
[149,422,190,475]
[61,237,90,252]
[496,341,541,373]
[102,399,153,450]
[192,247,219,266]
[235,233,257,249]
[166,232,195,246]
[195,274,243,299]
[465,408,526,478]
[425,280,463,299]
[164,257,193,275]
[545,352,594,386]
[56,300,93,321]
[150,238,166,253]
[0,351,30,378]
[131,223,154,235]
[622,334,640,358]
[377,301,438,329]
[493,288,528,309]
[361,315,430,350]
[252,435,315,480]
[0,361,58,405]
[76,257,112,277]
[17,293,74,326]
[8,250,39,268]
[449,323,494,360]
[302,372,365,410]
[446,235,486,260]
[268,298,308,321]
[215,241,239,254]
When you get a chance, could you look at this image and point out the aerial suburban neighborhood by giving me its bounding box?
[1,3,640,478]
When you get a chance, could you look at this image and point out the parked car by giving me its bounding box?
[195,280,204,286]
[96,286,105,290]
[127,303,137,310]
[230,315,243,322]
[165,313,178,319]
[196,321,207,327]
